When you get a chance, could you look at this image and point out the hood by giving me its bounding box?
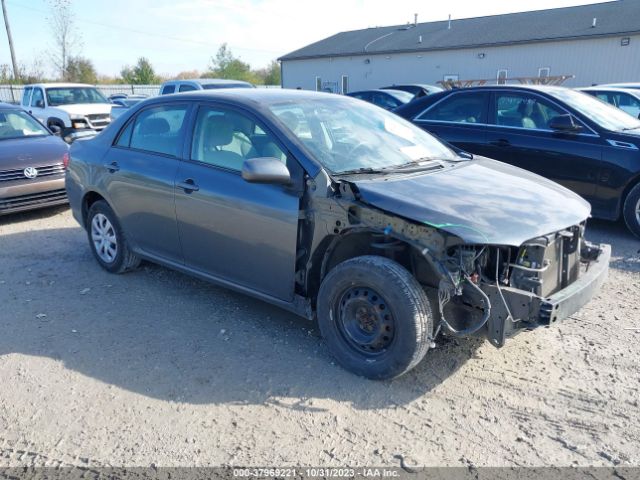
[0,136,68,169]
[352,158,591,246]
[53,104,112,116]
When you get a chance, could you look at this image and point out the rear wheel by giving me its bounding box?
[317,255,433,380]
[86,200,140,273]
[623,183,640,238]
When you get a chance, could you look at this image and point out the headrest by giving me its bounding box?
[139,117,170,135]
[204,116,233,147]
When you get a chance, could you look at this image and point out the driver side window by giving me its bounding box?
[31,88,44,108]
[190,106,287,172]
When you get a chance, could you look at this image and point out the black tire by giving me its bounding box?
[317,255,433,380]
[623,183,640,238]
[86,200,140,274]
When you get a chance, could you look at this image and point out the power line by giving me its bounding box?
[6,0,283,57]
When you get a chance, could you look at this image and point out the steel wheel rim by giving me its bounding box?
[336,287,394,356]
[91,213,118,263]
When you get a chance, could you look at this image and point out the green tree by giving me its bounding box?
[65,56,97,84]
[256,60,281,86]
[203,43,257,83]
[120,57,159,84]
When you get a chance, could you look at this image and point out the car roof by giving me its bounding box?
[579,86,640,95]
[383,83,441,89]
[143,88,360,108]
[0,102,23,110]
[435,84,575,94]
[24,83,96,88]
[349,89,404,94]
[599,83,640,88]
[162,78,252,86]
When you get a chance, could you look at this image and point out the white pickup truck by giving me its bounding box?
[21,83,112,142]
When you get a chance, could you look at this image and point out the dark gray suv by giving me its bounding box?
[66,90,609,379]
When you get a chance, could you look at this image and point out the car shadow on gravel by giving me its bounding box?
[585,218,640,273]
[0,226,486,409]
[0,205,70,226]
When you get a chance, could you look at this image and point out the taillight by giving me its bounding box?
[63,152,70,169]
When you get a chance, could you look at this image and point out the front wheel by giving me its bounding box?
[623,183,640,238]
[86,200,140,273]
[317,255,433,380]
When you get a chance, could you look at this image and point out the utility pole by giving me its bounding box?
[1,0,19,81]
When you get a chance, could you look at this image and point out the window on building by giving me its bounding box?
[341,75,349,94]
[538,67,551,78]
[315,77,322,92]
[497,69,508,85]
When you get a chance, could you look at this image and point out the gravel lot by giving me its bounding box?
[0,206,638,468]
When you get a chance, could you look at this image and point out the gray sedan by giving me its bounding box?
[66,90,609,379]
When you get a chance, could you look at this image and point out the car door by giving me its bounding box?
[29,87,46,123]
[101,103,190,263]
[412,91,490,156]
[174,104,301,301]
[483,90,602,203]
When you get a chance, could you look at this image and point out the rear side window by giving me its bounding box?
[178,84,197,92]
[417,92,488,124]
[161,85,176,95]
[117,104,188,157]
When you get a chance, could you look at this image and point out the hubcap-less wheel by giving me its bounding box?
[635,198,640,226]
[91,213,118,263]
[337,287,395,355]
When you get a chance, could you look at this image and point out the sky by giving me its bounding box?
[0,0,607,78]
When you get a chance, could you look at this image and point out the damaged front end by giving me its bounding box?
[434,227,610,346]
[313,173,610,348]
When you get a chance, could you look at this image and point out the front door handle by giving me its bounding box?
[177,179,199,193]
[489,139,511,147]
[104,161,120,173]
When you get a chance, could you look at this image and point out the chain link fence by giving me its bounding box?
[0,84,280,104]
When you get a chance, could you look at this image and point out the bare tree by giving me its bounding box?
[46,0,82,80]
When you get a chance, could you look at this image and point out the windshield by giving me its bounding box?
[46,87,109,106]
[0,110,49,140]
[268,96,457,174]
[549,88,640,131]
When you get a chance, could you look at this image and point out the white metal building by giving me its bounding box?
[279,1,640,92]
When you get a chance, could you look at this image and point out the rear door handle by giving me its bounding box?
[104,161,120,173]
[177,179,199,193]
[489,139,511,147]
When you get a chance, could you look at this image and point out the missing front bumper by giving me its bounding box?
[482,243,610,347]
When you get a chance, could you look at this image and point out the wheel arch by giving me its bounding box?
[81,191,108,228]
[306,228,441,309]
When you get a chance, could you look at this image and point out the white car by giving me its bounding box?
[579,86,640,118]
[21,83,113,142]
[159,78,254,95]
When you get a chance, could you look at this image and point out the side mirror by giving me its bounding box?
[241,157,291,184]
[49,124,62,136]
[34,100,44,108]
[549,114,582,133]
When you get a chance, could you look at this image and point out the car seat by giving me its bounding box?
[201,116,245,170]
